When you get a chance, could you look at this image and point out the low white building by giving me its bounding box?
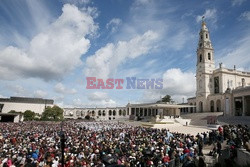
[63,102,192,121]
[64,107,129,120]
[0,96,54,115]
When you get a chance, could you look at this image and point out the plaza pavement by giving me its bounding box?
[123,120,210,136]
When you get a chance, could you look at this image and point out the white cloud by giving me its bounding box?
[163,68,196,95]
[196,9,217,25]
[239,11,250,21]
[106,18,122,33]
[54,83,77,94]
[0,94,6,98]
[217,34,250,70]
[87,92,109,101]
[145,59,157,67]
[0,4,98,81]
[142,68,196,103]
[87,99,117,107]
[119,0,194,51]
[232,0,246,6]
[33,90,47,98]
[167,29,195,51]
[118,68,141,78]
[85,30,159,78]
[25,0,52,33]
[63,0,91,5]
[72,96,117,108]
[7,85,27,96]
[87,91,117,107]
[73,98,83,107]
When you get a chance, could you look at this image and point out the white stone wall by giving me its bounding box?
[213,69,250,94]
[13,114,24,122]
[64,107,130,120]
[0,102,53,115]
[207,94,224,112]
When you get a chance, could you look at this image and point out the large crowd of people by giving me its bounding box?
[0,121,249,167]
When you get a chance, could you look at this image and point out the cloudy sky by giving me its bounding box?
[0,0,250,107]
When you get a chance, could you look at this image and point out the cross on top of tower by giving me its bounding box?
[202,16,206,26]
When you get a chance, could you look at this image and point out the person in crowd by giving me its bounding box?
[0,121,249,167]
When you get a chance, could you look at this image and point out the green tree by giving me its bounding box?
[157,95,173,103]
[9,110,18,113]
[23,110,36,121]
[41,105,64,121]
[8,110,23,115]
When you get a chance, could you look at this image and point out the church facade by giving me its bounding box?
[187,21,250,116]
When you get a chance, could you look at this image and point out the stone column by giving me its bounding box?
[73,109,77,119]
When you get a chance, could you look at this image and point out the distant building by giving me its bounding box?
[187,21,250,116]
[63,102,192,121]
[64,106,128,120]
[0,96,54,115]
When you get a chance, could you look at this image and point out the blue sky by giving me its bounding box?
[0,0,250,107]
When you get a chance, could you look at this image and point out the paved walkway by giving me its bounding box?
[124,120,210,136]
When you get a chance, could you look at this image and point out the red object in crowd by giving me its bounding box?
[162,155,170,163]
[183,148,190,154]
[219,127,223,135]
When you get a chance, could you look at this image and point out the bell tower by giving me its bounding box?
[196,20,215,111]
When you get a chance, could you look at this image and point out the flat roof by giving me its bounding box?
[128,102,194,108]
[64,107,126,110]
[0,113,19,116]
[0,96,54,104]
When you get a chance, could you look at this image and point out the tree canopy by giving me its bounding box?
[23,110,36,121]
[41,105,64,121]
[8,110,23,115]
[157,95,173,103]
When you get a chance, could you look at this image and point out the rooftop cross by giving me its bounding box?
[202,16,206,26]
[202,15,205,21]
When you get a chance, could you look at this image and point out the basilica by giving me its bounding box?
[187,21,250,116]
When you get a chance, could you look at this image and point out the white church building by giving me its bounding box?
[187,20,250,116]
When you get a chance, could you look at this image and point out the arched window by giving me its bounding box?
[200,54,202,62]
[119,109,122,116]
[208,53,211,60]
[102,110,106,116]
[199,101,203,112]
[206,34,208,38]
[98,110,101,116]
[210,101,214,112]
[216,100,221,112]
[113,110,116,116]
[109,110,112,116]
